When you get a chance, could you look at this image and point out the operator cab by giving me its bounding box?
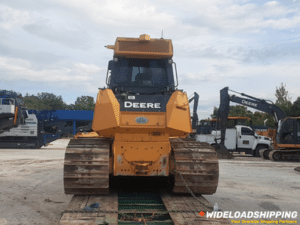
[107,58,176,94]
[277,118,300,144]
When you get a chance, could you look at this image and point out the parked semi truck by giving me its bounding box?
[196,125,272,156]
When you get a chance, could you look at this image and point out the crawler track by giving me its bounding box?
[260,148,300,161]
[64,138,111,195]
[0,139,40,149]
[269,149,300,161]
[170,138,219,195]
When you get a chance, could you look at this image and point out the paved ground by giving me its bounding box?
[0,140,299,224]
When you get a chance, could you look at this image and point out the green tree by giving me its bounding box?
[210,105,253,120]
[275,83,292,116]
[24,92,67,110]
[251,111,265,126]
[67,96,95,110]
[38,92,66,110]
[210,106,219,119]
[291,97,300,117]
[251,112,275,127]
[210,105,276,127]
[228,105,253,118]
[210,105,252,119]
[210,105,253,124]
[23,94,40,109]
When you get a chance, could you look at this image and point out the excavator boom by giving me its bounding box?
[218,87,300,161]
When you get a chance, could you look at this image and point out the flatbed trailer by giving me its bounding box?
[59,192,230,225]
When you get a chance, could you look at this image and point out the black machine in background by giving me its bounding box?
[218,87,300,161]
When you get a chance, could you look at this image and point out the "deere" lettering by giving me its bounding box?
[242,100,258,108]
[124,101,161,109]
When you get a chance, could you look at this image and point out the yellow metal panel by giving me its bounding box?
[139,34,151,41]
[106,34,173,59]
[105,45,115,50]
[115,133,169,142]
[166,91,192,136]
[92,89,191,138]
[92,89,120,135]
[113,141,170,176]
[74,132,99,138]
[277,144,300,148]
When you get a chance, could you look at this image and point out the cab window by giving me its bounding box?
[241,127,254,135]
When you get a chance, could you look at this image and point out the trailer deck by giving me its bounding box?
[59,192,230,225]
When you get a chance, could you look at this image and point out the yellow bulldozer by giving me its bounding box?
[63,34,219,195]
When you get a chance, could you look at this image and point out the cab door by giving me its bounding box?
[237,127,256,149]
[297,119,300,144]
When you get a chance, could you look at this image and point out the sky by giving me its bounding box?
[0,0,300,119]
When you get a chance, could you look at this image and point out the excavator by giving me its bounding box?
[0,90,27,134]
[218,87,300,161]
[63,34,219,195]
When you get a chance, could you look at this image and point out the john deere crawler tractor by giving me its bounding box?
[63,34,219,195]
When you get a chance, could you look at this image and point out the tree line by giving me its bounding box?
[211,83,300,127]
[12,82,300,124]
[23,93,95,111]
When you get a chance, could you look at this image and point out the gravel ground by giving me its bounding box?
[0,140,299,224]
[0,139,72,225]
[205,155,300,223]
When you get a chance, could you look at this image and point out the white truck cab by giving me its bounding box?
[196,125,272,156]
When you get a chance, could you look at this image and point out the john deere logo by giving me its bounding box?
[135,116,148,124]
